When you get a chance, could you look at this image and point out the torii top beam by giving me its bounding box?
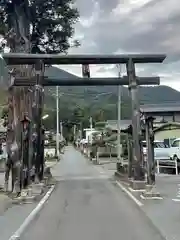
[2,53,166,65]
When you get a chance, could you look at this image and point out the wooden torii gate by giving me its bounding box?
[2,53,166,192]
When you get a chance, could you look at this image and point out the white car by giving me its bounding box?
[44,147,56,158]
[169,138,180,161]
[142,140,170,161]
[80,139,88,145]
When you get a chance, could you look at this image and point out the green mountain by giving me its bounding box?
[1,64,180,126]
[44,66,180,104]
[43,66,180,119]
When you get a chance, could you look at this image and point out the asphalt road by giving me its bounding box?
[21,146,165,240]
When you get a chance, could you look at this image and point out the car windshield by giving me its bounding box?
[154,142,167,148]
[142,142,167,148]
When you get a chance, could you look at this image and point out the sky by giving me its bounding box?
[58,0,180,91]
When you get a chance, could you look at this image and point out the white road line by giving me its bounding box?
[172,198,180,202]
[140,195,163,200]
[9,185,55,240]
[93,165,106,175]
[128,187,146,192]
[116,181,143,207]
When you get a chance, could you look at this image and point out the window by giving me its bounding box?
[171,140,180,147]
[170,138,176,146]
[154,142,166,148]
[164,139,170,147]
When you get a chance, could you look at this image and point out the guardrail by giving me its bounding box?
[144,153,178,175]
[96,151,117,164]
[156,158,178,175]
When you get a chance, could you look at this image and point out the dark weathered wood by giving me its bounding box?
[13,76,160,86]
[2,53,166,65]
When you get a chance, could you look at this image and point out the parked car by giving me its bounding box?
[142,140,170,161]
[169,138,180,161]
[44,146,56,159]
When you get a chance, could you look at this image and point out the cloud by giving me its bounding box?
[59,0,180,91]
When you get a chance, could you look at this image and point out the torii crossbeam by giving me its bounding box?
[13,76,160,86]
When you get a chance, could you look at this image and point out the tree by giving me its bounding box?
[93,109,105,122]
[0,0,80,194]
[0,0,80,53]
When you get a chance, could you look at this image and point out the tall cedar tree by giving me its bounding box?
[0,0,80,53]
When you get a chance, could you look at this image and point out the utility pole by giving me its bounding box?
[80,122,82,139]
[56,86,60,159]
[73,124,76,142]
[89,117,93,144]
[60,121,63,141]
[117,65,123,166]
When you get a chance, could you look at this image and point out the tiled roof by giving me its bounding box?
[106,120,131,131]
[140,103,180,113]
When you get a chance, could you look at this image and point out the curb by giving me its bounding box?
[9,185,55,240]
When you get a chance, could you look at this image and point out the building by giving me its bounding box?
[83,128,97,143]
[153,122,180,146]
[105,119,180,146]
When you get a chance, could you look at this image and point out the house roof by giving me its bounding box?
[105,120,131,131]
[153,122,180,133]
[140,103,180,114]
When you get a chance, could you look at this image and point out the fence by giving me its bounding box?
[95,144,117,164]
[156,158,178,175]
[143,153,178,175]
